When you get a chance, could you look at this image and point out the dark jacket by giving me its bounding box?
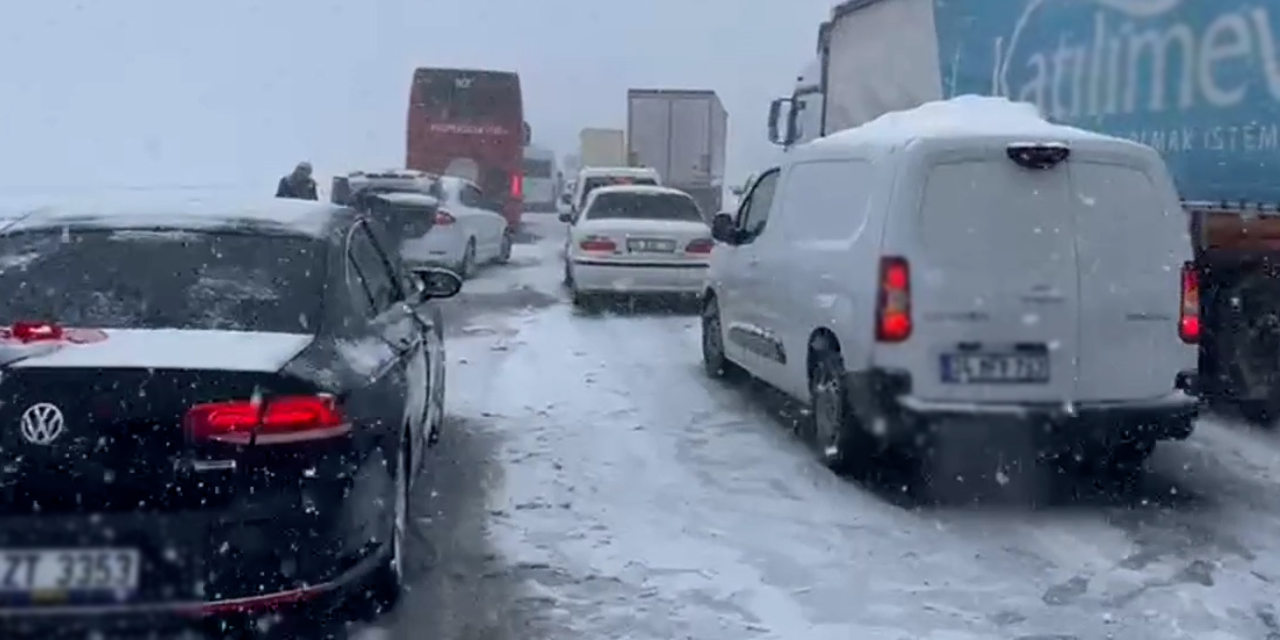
[276,175,318,200]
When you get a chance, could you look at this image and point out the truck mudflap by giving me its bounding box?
[1191,203,1280,425]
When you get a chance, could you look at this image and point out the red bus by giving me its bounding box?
[406,67,527,227]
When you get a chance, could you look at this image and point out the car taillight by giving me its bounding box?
[185,395,350,445]
[685,238,714,254]
[578,236,616,252]
[434,210,456,225]
[511,173,523,198]
[11,320,63,342]
[1180,261,1199,343]
[876,256,911,342]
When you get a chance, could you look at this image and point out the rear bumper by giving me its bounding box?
[402,228,466,267]
[847,369,1200,445]
[0,472,383,628]
[571,258,708,294]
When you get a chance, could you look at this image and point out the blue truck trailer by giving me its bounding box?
[767,0,1280,423]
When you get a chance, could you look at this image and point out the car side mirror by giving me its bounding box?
[411,266,463,300]
[710,213,738,244]
[558,212,572,223]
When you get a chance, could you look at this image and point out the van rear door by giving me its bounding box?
[904,145,1079,403]
[1069,158,1191,401]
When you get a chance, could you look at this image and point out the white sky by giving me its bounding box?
[0,0,834,192]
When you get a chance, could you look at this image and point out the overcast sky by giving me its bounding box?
[0,0,833,194]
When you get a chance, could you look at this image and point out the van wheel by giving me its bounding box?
[806,345,876,474]
[701,296,741,379]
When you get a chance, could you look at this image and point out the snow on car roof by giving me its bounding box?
[588,184,688,198]
[0,195,344,238]
[578,166,658,177]
[370,192,439,207]
[813,95,1128,150]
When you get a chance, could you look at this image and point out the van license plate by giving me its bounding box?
[0,548,141,593]
[941,353,1049,383]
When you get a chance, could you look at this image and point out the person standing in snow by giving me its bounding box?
[276,162,318,200]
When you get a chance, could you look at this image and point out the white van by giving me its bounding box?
[701,97,1199,475]
[565,166,660,214]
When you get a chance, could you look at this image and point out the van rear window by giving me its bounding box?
[918,160,1072,270]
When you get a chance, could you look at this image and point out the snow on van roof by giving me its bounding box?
[815,95,1127,149]
[0,195,342,238]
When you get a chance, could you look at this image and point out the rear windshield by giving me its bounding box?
[919,160,1071,269]
[582,175,657,200]
[0,229,325,333]
[523,158,553,178]
[586,192,702,222]
[412,71,520,120]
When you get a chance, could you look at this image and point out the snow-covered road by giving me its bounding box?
[367,214,1280,640]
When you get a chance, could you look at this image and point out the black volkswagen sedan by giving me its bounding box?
[0,197,461,638]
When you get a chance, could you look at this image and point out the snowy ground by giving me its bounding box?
[353,213,1280,640]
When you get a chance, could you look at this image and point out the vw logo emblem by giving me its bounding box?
[19,403,64,445]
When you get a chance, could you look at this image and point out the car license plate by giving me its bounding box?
[627,238,675,253]
[0,549,141,593]
[941,353,1049,383]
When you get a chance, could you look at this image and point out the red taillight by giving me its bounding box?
[1180,261,1200,343]
[185,395,349,445]
[511,173,523,198]
[434,210,456,225]
[10,320,63,342]
[876,256,911,342]
[685,238,714,254]
[578,236,616,252]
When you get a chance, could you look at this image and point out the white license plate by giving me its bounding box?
[627,238,675,253]
[941,353,1049,383]
[0,548,141,593]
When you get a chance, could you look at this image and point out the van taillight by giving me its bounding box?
[185,395,350,445]
[511,173,523,198]
[1179,261,1200,343]
[876,256,911,342]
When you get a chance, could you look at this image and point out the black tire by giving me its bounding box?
[428,364,445,448]
[701,296,741,379]
[496,230,513,264]
[457,240,477,279]
[570,287,596,310]
[352,441,407,618]
[1238,396,1280,428]
[805,343,877,474]
[1098,439,1156,479]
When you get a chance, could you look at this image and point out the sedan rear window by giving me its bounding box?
[0,229,325,333]
[581,176,658,199]
[586,192,702,222]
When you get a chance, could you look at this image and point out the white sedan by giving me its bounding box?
[560,185,713,305]
[401,175,513,278]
